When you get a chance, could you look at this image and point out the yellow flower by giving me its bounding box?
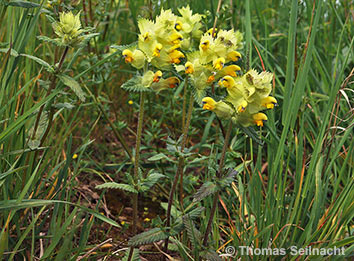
[202,97,234,119]
[200,39,210,51]
[175,21,183,31]
[227,51,242,62]
[221,65,241,77]
[207,74,215,83]
[122,49,146,69]
[122,49,133,63]
[213,57,225,70]
[168,32,183,45]
[261,96,277,109]
[144,218,151,222]
[185,62,194,74]
[219,75,235,88]
[152,43,163,57]
[253,113,268,126]
[153,71,163,82]
[169,49,185,64]
[207,27,218,37]
[72,154,78,159]
[128,100,133,105]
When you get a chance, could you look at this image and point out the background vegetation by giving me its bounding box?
[0,0,353,260]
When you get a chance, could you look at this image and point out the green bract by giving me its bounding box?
[52,11,84,46]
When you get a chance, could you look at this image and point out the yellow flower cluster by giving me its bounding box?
[122,5,203,71]
[120,6,277,126]
[52,11,84,46]
[175,27,243,101]
[202,69,277,127]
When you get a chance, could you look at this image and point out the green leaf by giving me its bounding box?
[218,169,238,188]
[200,250,222,261]
[37,36,63,46]
[96,182,138,194]
[0,48,19,57]
[120,75,151,93]
[21,54,54,72]
[183,216,201,249]
[122,248,140,261]
[0,199,120,227]
[128,228,170,247]
[79,33,100,47]
[53,102,75,110]
[239,126,264,146]
[6,0,40,8]
[59,74,86,102]
[148,153,172,162]
[193,181,218,202]
[140,172,165,192]
[110,42,138,52]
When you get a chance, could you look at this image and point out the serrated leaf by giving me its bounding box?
[239,126,264,146]
[172,207,205,233]
[120,76,150,93]
[128,228,170,247]
[59,75,86,102]
[192,87,206,104]
[200,250,223,261]
[148,153,173,162]
[53,102,75,109]
[183,216,202,249]
[161,202,181,219]
[37,36,63,47]
[193,181,218,202]
[6,0,40,8]
[96,182,138,194]
[79,33,100,47]
[21,54,54,72]
[217,168,239,188]
[122,248,140,261]
[110,42,138,52]
[27,111,48,149]
[140,172,165,192]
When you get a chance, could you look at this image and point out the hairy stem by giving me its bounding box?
[164,86,194,254]
[179,92,194,207]
[128,92,146,261]
[203,120,232,246]
[23,46,69,189]
[31,46,69,142]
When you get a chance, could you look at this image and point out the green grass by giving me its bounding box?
[0,0,353,260]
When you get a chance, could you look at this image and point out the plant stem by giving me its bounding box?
[128,92,146,261]
[23,46,69,188]
[31,46,69,143]
[211,0,223,38]
[164,86,194,253]
[202,120,232,246]
[179,91,194,207]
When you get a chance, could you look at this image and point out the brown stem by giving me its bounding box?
[163,88,194,255]
[179,92,194,207]
[128,92,146,261]
[211,0,223,38]
[203,120,232,246]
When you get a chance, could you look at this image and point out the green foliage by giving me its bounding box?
[122,248,140,261]
[2,0,40,8]
[96,182,138,194]
[58,74,86,102]
[128,228,170,247]
[120,75,151,93]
